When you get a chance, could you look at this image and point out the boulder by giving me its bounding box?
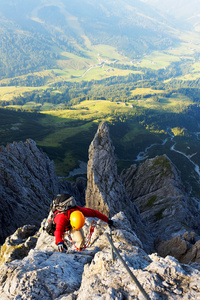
[0,225,37,265]
[156,231,200,264]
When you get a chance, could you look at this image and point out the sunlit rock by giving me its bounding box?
[85,121,154,252]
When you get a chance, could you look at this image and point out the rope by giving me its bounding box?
[68,220,97,252]
[105,232,151,300]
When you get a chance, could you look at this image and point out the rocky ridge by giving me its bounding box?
[0,213,200,299]
[120,153,200,261]
[121,155,200,238]
[0,121,200,299]
[0,139,86,245]
[0,139,59,244]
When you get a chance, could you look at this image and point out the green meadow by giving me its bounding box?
[136,52,180,70]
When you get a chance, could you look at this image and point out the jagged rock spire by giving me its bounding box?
[85,121,115,216]
[85,122,153,252]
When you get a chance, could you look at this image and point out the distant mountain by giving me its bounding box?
[142,0,200,30]
[0,0,180,80]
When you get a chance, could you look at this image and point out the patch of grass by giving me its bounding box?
[171,127,189,137]
[155,208,165,221]
[146,195,157,207]
[131,88,165,97]
[150,156,172,174]
[136,51,180,70]
[0,86,42,101]
[129,93,193,113]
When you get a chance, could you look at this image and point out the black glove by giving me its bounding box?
[108,219,118,229]
[57,242,67,252]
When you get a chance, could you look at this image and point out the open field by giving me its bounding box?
[2,88,194,114]
[136,51,180,70]
[0,86,44,101]
[131,93,193,113]
[0,43,138,97]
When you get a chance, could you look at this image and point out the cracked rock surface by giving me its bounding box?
[0,139,86,245]
[0,213,200,300]
[85,122,154,253]
[0,139,59,244]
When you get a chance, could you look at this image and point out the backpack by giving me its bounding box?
[43,194,77,236]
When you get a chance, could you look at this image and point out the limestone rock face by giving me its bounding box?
[1,122,200,299]
[182,240,200,264]
[0,139,85,245]
[121,155,185,200]
[85,122,153,252]
[0,213,200,300]
[0,139,59,244]
[121,155,200,240]
[0,225,38,265]
[156,231,200,264]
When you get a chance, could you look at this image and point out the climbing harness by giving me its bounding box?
[67,220,97,252]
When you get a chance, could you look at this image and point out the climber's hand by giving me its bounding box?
[57,242,67,252]
[108,219,118,230]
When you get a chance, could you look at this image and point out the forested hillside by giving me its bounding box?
[0,0,178,80]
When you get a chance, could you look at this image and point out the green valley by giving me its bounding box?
[0,0,200,197]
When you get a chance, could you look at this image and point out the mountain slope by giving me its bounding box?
[0,0,179,80]
[142,0,200,29]
[0,122,200,298]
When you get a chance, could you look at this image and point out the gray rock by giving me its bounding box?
[156,232,200,264]
[0,225,37,265]
[0,139,59,244]
[0,139,85,245]
[85,122,154,252]
[184,240,200,264]
[121,155,185,200]
[121,155,200,240]
[1,213,200,300]
[1,121,200,299]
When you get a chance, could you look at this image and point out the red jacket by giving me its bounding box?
[54,206,109,245]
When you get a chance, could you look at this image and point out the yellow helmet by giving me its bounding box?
[70,210,85,230]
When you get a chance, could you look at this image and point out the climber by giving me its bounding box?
[52,193,117,252]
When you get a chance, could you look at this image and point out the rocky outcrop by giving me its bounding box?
[121,155,200,240]
[156,231,200,264]
[121,155,185,200]
[0,139,59,244]
[85,122,154,252]
[0,122,200,299]
[0,139,86,245]
[0,213,200,299]
[0,225,38,265]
